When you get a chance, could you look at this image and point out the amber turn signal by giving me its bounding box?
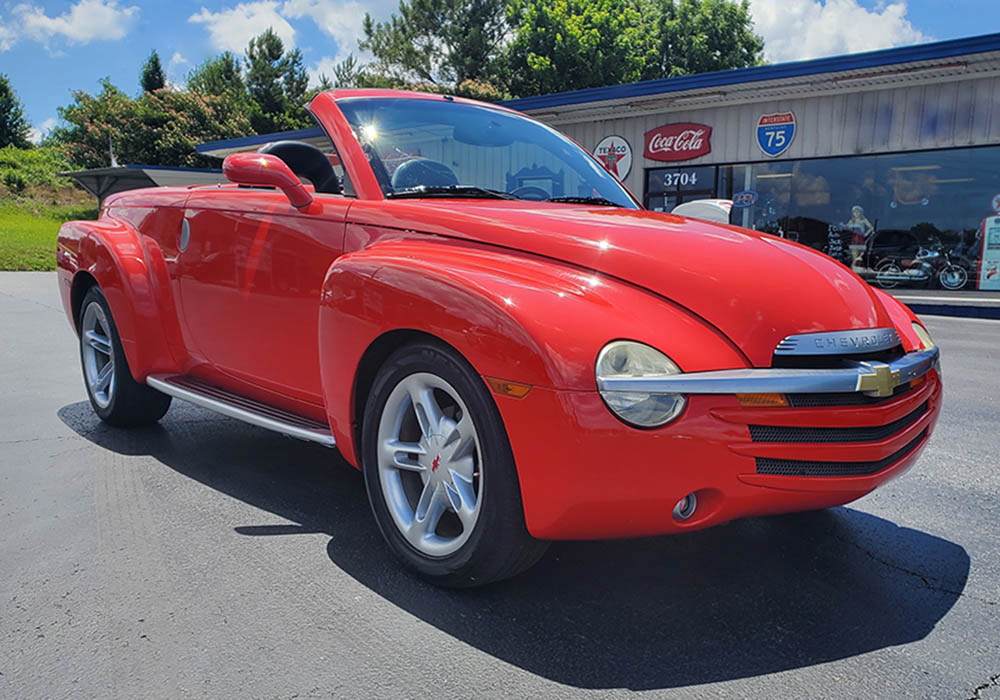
[737,393,789,407]
[485,377,532,398]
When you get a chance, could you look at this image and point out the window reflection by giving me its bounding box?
[723,146,1000,289]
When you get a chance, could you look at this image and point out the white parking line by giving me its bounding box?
[895,295,1000,304]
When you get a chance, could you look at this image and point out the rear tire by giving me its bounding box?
[361,341,548,587]
[875,261,902,289]
[78,286,171,426]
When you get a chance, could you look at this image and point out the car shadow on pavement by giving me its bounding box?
[60,400,971,691]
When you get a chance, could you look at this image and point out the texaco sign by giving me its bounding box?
[593,135,632,181]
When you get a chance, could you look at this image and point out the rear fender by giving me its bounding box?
[57,216,174,381]
[318,238,747,466]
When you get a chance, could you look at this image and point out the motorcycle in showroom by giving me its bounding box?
[874,236,970,290]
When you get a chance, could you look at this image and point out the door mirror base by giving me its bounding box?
[222,153,314,209]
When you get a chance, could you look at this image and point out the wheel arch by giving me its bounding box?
[58,216,177,382]
[351,329,461,454]
[70,270,99,333]
[318,238,747,468]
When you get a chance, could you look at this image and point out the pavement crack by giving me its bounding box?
[0,435,77,446]
[0,288,63,313]
[967,672,1000,700]
[831,532,997,606]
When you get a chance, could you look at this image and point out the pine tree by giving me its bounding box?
[0,74,31,148]
[140,51,166,93]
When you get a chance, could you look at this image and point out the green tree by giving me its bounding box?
[641,0,763,79]
[51,78,253,169]
[244,29,310,133]
[140,51,166,93]
[0,74,31,149]
[360,0,507,86]
[503,0,649,97]
[187,52,245,97]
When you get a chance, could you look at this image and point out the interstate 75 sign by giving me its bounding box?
[756,112,795,157]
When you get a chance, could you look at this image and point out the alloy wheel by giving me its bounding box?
[81,301,116,409]
[376,372,483,557]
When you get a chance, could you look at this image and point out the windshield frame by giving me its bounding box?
[307,90,640,208]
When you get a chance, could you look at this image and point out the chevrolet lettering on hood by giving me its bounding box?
[774,328,902,355]
[54,89,942,588]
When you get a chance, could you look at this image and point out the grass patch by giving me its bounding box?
[0,199,97,271]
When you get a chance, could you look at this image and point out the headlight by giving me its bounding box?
[596,341,686,427]
[912,322,934,350]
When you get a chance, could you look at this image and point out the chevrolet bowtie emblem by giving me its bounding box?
[856,362,902,397]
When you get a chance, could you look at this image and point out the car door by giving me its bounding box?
[177,187,351,408]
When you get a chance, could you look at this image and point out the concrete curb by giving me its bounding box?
[901,303,1000,320]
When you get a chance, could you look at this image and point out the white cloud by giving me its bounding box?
[307,55,339,87]
[189,2,296,54]
[282,0,395,62]
[14,0,138,46]
[0,17,17,50]
[27,117,59,145]
[168,51,188,69]
[749,0,929,63]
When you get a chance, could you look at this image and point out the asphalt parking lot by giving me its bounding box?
[1,271,998,699]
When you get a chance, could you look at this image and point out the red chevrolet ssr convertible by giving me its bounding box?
[57,90,941,586]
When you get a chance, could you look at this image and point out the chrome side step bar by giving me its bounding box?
[146,374,336,448]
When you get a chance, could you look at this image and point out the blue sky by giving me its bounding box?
[1,0,998,143]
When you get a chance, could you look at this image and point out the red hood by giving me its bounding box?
[349,200,894,367]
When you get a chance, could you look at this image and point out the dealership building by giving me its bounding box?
[196,33,1000,291]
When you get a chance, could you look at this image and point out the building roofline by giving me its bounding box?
[61,164,223,176]
[499,32,1000,112]
[195,127,324,155]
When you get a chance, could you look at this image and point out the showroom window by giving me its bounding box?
[719,145,1000,289]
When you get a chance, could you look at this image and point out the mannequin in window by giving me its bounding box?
[844,205,874,269]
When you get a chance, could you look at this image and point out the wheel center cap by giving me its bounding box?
[422,434,448,480]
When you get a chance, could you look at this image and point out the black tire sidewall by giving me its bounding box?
[79,286,126,421]
[361,342,529,586]
[78,285,170,425]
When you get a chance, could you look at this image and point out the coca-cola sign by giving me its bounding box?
[643,122,712,162]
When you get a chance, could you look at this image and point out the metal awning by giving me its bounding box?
[61,165,229,204]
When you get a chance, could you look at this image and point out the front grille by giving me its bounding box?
[787,381,912,407]
[749,402,927,443]
[771,345,905,369]
[755,429,928,477]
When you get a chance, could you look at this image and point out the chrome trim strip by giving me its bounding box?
[597,347,938,395]
[774,328,901,356]
[146,375,337,447]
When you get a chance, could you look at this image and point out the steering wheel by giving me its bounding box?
[510,186,550,201]
[391,158,459,190]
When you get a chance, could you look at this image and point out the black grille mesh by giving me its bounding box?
[755,430,928,477]
[749,402,927,443]
[786,381,912,407]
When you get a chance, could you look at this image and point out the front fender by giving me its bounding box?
[57,215,174,381]
[318,237,748,466]
[871,288,924,352]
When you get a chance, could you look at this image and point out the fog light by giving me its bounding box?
[673,493,697,521]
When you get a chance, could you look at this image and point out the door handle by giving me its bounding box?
[179,218,191,252]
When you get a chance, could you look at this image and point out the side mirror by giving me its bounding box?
[222,152,313,209]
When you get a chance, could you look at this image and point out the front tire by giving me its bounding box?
[78,286,171,426]
[938,264,968,290]
[361,342,548,587]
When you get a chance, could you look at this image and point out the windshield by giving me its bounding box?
[336,97,639,208]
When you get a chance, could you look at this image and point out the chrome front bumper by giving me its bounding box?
[597,347,940,398]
